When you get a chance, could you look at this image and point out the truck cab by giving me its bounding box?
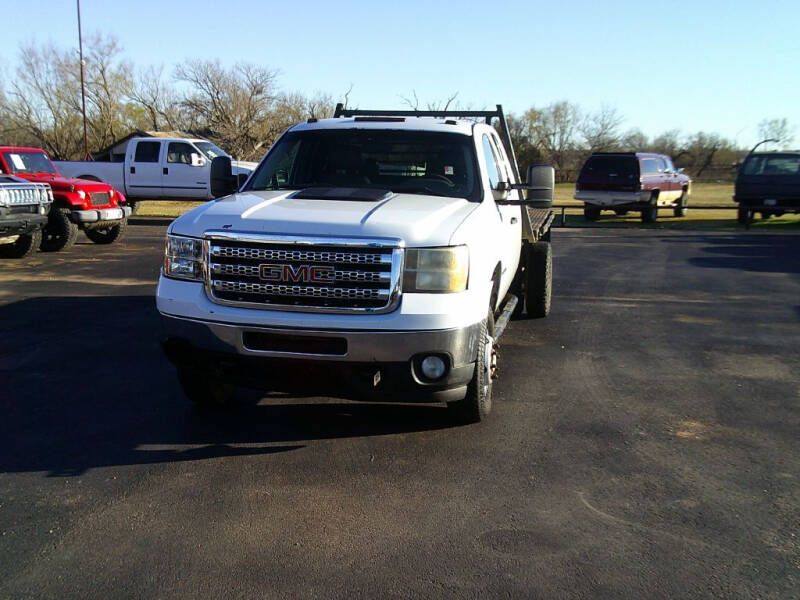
[157,106,554,423]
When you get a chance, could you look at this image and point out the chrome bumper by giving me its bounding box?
[574,190,647,206]
[71,206,132,223]
[160,313,481,366]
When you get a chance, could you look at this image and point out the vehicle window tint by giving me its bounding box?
[134,141,161,163]
[743,155,800,175]
[482,135,501,189]
[167,142,196,165]
[245,130,480,201]
[579,155,638,178]
[641,159,659,175]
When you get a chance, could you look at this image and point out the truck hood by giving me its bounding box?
[15,172,114,193]
[171,190,479,246]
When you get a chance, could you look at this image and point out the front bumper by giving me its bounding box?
[575,190,649,207]
[71,206,132,223]
[0,211,49,236]
[160,313,481,402]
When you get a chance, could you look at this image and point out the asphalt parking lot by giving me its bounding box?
[1,220,798,599]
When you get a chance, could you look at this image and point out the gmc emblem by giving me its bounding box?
[259,264,334,283]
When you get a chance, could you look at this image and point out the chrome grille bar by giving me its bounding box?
[203,231,404,314]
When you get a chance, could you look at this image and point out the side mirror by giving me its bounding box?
[492,180,511,201]
[210,156,238,198]
[525,164,554,208]
[676,167,685,174]
[190,153,206,167]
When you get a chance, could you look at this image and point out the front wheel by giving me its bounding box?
[177,366,235,408]
[584,205,600,221]
[737,207,751,225]
[673,191,688,217]
[40,208,79,252]
[448,310,494,424]
[0,229,41,258]
[85,219,128,244]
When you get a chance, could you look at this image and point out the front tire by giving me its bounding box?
[448,310,494,424]
[177,367,235,408]
[673,191,688,217]
[85,219,128,244]
[40,208,79,252]
[0,229,41,258]
[737,207,751,225]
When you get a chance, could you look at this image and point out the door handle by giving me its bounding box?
[163,167,169,175]
[130,166,135,174]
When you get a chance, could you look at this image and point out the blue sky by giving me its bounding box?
[3,0,799,147]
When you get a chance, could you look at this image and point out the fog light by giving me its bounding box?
[421,355,446,380]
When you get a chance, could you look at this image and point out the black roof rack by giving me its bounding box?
[332,103,521,183]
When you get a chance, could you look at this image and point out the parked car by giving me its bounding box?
[157,105,556,423]
[0,147,131,251]
[55,137,257,213]
[734,151,800,223]
[0,175,52,258]
[574,152,691,223]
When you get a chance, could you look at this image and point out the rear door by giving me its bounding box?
[163,141,210,199]
[640,157,663,200]
[126,140,163,197]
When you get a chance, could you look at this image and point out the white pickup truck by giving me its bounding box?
[55,137,256,211]
[156,106,555,423]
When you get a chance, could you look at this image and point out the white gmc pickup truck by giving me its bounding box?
[156,106,555,422]
[56,137,256,211]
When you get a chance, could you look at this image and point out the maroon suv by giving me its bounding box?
[574,152,691,223]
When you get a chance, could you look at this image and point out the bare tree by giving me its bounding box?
[129,65,186,131]
[532,101,582,180]
[620,128,649,151]
[580,105,623,152]
[175,60,280,159]
[757,118,795,148]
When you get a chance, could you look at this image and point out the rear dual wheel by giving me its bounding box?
[584,205,601,221]
[641,195,659,223]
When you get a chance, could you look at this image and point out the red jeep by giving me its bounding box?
[0,147,131,251]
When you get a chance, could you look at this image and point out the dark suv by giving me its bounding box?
[574,152,691,223]
[734,151,800,223]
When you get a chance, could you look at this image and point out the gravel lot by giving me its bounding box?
[1,221,798,599]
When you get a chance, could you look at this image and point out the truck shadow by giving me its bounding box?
[665,233,800,274]
[0,296,454,477]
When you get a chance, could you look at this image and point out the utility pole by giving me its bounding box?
[77,0,90,160]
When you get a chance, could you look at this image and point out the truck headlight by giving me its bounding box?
[164,234,204,281]
[77,190,86,200]
[0,189,7,207]
[403,246,469,293]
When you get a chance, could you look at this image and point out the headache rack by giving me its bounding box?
[333,103,552,243]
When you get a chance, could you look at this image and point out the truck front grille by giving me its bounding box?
[89,192,110,206]
[205,233,403,313]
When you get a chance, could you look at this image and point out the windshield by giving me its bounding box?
[2,151,57,175]
[194,141,230,160]
[245,129,480,201]
[742,154,800,176]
